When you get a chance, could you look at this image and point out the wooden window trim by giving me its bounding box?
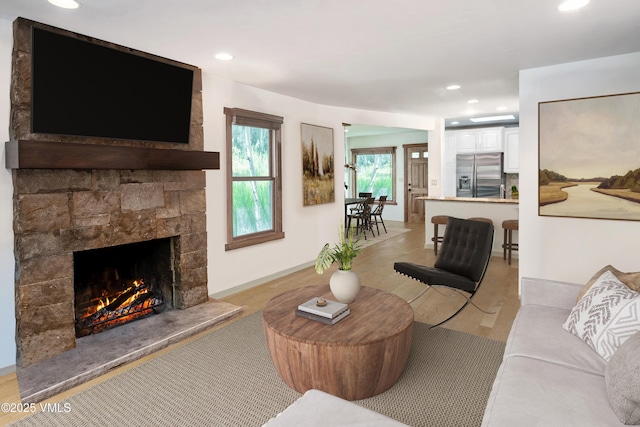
[351,146,397,203]
[224,108,284,251]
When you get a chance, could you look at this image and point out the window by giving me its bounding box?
[351,147,396,202]
[224,108,284,250]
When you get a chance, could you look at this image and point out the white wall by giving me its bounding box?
[0,18,16,372]
[346,130,429,221]
[519,52,640,285]
[0,17,437,370]
[202,76,435,297]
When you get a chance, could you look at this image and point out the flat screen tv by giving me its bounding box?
[31,26,194,144]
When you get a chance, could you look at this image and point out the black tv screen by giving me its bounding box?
[31,27,194,144]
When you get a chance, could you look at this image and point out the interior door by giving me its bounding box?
[405,144,428,223]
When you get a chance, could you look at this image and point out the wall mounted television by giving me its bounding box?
[31,26,194,144]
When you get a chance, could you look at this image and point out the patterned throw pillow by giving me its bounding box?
[563,270,640,361]
[577,265,640,302]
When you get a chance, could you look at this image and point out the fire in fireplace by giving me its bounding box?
[73,238,175,337]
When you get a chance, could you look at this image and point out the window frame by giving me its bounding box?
[224,107,284,250]
[351,146,397,203]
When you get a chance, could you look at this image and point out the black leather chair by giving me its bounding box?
[394,217,494,328]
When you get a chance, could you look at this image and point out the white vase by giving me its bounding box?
[329,269,361,303]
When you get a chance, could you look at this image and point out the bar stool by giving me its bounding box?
[431,215,449,256]
[502,219,519,265]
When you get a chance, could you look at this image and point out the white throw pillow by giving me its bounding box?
[563,270,640,361]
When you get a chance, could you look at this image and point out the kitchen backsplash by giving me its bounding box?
[505,173,519,196]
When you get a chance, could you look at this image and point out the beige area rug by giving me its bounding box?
[357,220,411,250]
[11,311,505,427]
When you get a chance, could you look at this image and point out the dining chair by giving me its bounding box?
[350,192,373,215]
[370,195,387,234]
[347,197,375,239]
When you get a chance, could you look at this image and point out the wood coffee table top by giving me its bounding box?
[262,284,414,400]
[263,284,413,344]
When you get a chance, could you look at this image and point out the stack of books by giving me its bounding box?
[295,297,350,325]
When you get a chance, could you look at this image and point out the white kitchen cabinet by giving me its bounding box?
[477,128,503,152]
[443,132,457,196]
[454,131,478,153]
[503,128,519,173]
[450,127,504,154]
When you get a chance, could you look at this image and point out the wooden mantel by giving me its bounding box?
[5,140,220,170]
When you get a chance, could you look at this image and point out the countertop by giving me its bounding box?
[417,196,519,204]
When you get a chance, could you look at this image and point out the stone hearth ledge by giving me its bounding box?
[16,299,243,404]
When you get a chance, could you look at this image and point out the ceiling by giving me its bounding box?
[2,0,640,125]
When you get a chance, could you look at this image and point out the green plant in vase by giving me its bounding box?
[315,226,362,273]
[315,226,363,303]
[511,185,519,199]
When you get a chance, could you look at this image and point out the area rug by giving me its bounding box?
[11,311,505,427]
[358,220,411,250]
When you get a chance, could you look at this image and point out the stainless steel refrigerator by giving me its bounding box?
[456,152,505,198]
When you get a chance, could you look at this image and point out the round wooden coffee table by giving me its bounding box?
[262,284,414,401]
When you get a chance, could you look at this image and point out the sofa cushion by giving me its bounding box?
[505,304,606,375]
[481,356,625,427]
[606,331,640,425]
[563,270,640,361]
[578,265,640,301]
[262,389,408,426]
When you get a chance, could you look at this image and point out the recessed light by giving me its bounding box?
[496,106,507,111]
[468,99,479,104]
[446,84,461,90]
[469,115,516,123]
[214,53,234,61]
[48,0,80,9]
[558,0,589,12]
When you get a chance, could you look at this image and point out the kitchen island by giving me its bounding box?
[420,197,519,258]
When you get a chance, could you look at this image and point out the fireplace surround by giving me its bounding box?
[8,18,220,368]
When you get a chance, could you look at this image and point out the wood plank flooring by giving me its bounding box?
[0,220,519,424]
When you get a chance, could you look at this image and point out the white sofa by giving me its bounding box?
[481,276,629,426]
[262,389,408,426]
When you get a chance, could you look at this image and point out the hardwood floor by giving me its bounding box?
[0,220,519,424]
[224,220,520,341]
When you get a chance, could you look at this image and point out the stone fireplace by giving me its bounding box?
[8,18,220,369]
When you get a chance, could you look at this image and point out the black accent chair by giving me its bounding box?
[394,217,494,328]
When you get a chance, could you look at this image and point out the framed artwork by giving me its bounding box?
[538,91,640,221]
[301,123,335,206]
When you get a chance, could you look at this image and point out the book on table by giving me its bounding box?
[298,297,349,319]
[295,308,350,325]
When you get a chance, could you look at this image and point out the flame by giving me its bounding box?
[80,279,148,319]
[76,278,161,336]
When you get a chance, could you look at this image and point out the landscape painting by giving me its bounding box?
[538,92,640,221]
[301,123,335,206]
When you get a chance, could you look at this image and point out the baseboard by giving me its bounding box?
[210,260,316,299]
[0,363,16,376]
